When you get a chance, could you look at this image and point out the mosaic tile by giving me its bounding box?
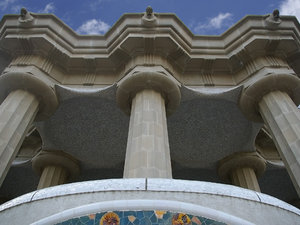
[116,211,124,219]
[100,212,120,225]
[73,220,83,225]
[56,210,227,225]
[120,217,129,225]
[128,215,136,223]
[191,216,201,225]
[140,217,152,225]
[79,216,90,224]
[172,213,191,225]
[150,213,158,223]
[155,211,166,219]
[133,218,140,225]
[136,211,144,219]
[144,211,154,218]
[125,211,137,217]
[163,211,171,221]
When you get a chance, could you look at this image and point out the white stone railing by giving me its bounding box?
[0,179,299,225]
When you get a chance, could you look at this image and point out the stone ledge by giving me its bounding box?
[0,178,299,215]
[0,179,299,225]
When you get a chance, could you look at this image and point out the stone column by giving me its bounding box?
[32,150,80,189]
[116,69,180,178]
[259,91,300,193]
[231,167,261,191]
[0,72,58,186]
[218,152,266,192]
[240,73,300,196]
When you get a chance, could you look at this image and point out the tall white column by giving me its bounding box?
[259,91,300,195]
[240,72,300,196]
[117,69,180,178]
[124,89,172,178]
[0,72,58,186]
[0,90,39,185]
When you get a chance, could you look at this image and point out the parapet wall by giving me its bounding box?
[0,179,299,225]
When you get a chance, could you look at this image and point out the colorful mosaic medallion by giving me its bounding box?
[56,210,227,225]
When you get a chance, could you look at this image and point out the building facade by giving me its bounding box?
[0,7,300,224]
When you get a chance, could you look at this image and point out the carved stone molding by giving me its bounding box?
[32,150,80,180]
[239,73,300,122]
[0,72,58,121]
[116,67,181,116]
[218,152,266,182]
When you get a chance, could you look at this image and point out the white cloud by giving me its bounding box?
[77,19,110,35]
[209,13,232,29]
[0,0,17,11]
[280,0,300,20]
[193,12,233,34]
[39,3,55,13]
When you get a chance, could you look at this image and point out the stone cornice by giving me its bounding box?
[1,13,299,53]
[0,12,300,85]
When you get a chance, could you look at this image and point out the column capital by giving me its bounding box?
[239,73,300,122]
[116,68,181,116]
[0,72,58,121]
[218,152,266,182]
[32,150,80,180]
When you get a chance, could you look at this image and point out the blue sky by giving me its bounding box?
[0,0,299,35]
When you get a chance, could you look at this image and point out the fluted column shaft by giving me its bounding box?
[116,69,181,178]
[230,167,261,192]
[0,90,39,185]
[0,72,58,187]
[37,165,68,189]
[240,70,300,196]
[259,90,300,195]
[124,89,172,178]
